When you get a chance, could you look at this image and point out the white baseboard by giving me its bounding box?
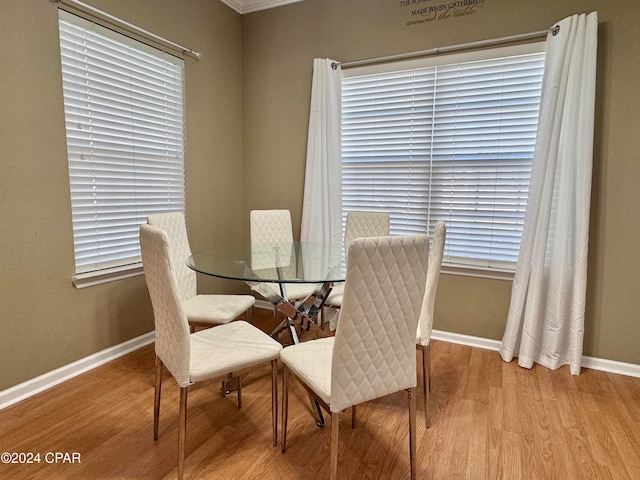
[431,329,640,378]
[2,313,639,412]
[0,331,155,411]
[581,355,640,378]
[431,329,502,352]
[261,301,640,378]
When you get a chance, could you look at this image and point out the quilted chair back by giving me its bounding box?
[250,209,294,244]
[250,209,296,274]
[147,212,197,303]
[331,235,429,413]
[140,224,191,387]
[417,220,446,346]
[344,211,390,256]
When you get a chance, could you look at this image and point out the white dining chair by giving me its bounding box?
[249,209,318,322]
[416,220,446,428]
[140,224,283,480]
[280,234,429,480]
[323,211,390,327]
[147,212,255,329]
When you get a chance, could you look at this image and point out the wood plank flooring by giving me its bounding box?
[1,308,639,479]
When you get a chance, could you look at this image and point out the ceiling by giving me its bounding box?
[219,0,303,14]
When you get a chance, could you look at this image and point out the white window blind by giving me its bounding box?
[341,45,545,271]
[58,11,185,280]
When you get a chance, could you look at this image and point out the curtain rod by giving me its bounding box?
[332,26,559,70]
[50,0,202,60]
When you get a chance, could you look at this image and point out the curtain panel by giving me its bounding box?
[500,12,599,375]
[300,58,342,244]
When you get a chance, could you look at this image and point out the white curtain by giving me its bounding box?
[500,12,598,376]
[300,58,342,244]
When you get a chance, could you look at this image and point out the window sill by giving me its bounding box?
[73,263,144,289]
[441,264,515,281]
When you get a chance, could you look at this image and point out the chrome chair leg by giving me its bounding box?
[272,359,278,447]
[154,357,163,441]
[330,412,340,480]
[281,366,289,452]
[427,343,432,392]
[421,344,431,428]
[221,372,234,398]
[408,388,417,480]
[178,387,188,480]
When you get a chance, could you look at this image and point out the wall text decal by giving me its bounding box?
[399,0,486,26]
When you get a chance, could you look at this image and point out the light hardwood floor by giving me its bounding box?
[1,308,639,479]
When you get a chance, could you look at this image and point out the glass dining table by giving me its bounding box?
[187,240,346,344]
[187,241,345,427]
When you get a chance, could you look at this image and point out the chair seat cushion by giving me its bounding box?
[189,321,282,384]
[324,284,344,307]
[280,337,334,405]
[183,294,255,325]
[281,283,320,301]
[253,282,320,303]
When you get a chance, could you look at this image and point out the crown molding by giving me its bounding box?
[219,0,304,14]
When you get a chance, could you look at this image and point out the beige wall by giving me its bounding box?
[242,0,640,364]
[1,0,638,393]
[0,0,244,391]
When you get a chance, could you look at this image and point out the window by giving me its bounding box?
[341,43,545,274]
[58,10,185,287]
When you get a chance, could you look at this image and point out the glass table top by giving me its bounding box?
[187,241,346,284]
